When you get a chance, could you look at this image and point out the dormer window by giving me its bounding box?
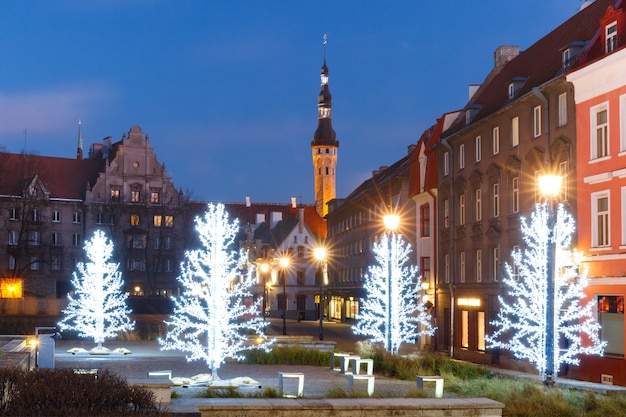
[606,22,618,52]
[508,83,515,99]
[562,48,571,67]
[507,77,527,99]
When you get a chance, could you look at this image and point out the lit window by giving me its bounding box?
[533,105,542,138]
[165,215,174,227]
[420,204,430,237]
[151,191,160,204]
[130,214,140,226]
[477,311,486,351]
[592,105,609,159]
[111,188,120,202]
[153,215,162,227]
[461,310,469,348]
[131,190,140,203]
[511,116,519,147]
[492,127,500,155]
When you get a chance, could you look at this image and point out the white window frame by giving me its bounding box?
[476,249,482,282]
[562,48,571,68]
[460,251,466,283]
[493,247,500,282]
[591,103,609,160]
[493,183,500,218]
[444,152,450,176]
[559,161,569,202]
[461,310,469,348]
[558,92,568,127]
[72,233,81,247]
[52,232,62,246]
[475,188,482,222]
[592,191,610,248]
[72,211,82,224]
[459,144,465,169]
[511,116,519,147]
[512,177,519,213]
[31,231,40,246]
[52,210,61,223]
[492,126,500,155]
[51,256,61,271]
[533,105,542,138]
[623,187,626,246]
[30,256,40,271]
[8,231,18,246]
[475,136,481,162]
[606,21,618,53]
[459,194,466,225]
[620,94,626,153]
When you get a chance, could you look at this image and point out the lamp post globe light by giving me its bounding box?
[383,214,400,354]
[314,246,328,340]
[279,256,290,336]
[538,174,562,386]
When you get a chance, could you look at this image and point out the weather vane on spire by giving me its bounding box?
[323,32,328,45]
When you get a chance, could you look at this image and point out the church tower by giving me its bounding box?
[311,33,339,217]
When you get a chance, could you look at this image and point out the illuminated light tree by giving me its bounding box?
[487,203,606,382]
[59,230,135,351]
[353,232,435,355]
[159,203,267,381]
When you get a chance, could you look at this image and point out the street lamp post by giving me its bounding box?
[538,174,562,386]
[383,214,400,354]
[260,262,270,322]
[314,247,327,340]
[279,256,290,336]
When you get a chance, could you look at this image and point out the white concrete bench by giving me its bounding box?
[339,355,361,374]
[348,374,375,396]
[330,352,350,371]
[352,358,374,375]
[416,375,444,398]
[278,372,304,398]
[147,370,172,379]
[128,378,172,405]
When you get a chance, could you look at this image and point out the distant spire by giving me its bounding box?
[76,119,84,160]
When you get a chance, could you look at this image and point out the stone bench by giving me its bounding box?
[352,358,374,375]
[330,352,350,371]
[147,370,172,379]
[348,374,375,396]
[278,372,304,398]
[416,375,444,398]
[339,355,360,374]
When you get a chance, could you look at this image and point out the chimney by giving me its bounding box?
[469,84,480,100]
[270,212,283,229]
[494,45,519,70]
[298,206,305,234]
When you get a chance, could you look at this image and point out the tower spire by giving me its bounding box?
[311,33,339,217]
[76,119,84,160]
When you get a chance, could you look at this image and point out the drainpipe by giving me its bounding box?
[441,137,455,358]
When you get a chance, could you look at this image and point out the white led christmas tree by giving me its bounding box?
[59,230,135,351]
[159,203,267,380]
[353,232,435,355]
[487,202,605,382]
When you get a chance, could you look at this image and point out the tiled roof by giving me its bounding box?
[447,0,615,134]
[0,152,103,200]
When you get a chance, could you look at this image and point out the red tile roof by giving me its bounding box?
[0,153,103,200]
[447,0,616,134]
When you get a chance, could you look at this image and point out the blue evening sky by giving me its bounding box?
[0,1,585,204]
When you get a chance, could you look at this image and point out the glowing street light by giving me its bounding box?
[279,256,290,335]
[314,246,328,340]
[383,214,400,354]
[539,173,561,386]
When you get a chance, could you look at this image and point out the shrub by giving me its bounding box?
[0,368,164,416]
[243,345,330,366]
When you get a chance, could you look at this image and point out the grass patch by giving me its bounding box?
[243,344,330,366]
